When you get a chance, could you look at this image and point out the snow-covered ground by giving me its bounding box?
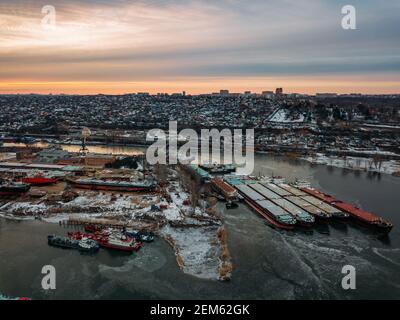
[161,225,222,280]
[268,108,305,123]
[0,180,228,281]
[302,153,400,175]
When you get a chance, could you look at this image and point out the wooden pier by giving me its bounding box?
[62,217,163,232]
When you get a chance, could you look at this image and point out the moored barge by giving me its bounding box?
[235,184,296,230]
[273,198,315,227]
[301,188,393,233]
[211,178,239,201]
[262,183,292,197]
[21,175,58,186]
[249,183,281,200]
[249,183,314,227]
[0,180,31,197]
[68,178,157,192]
[301,195,349,219]
[278,184,308,197]
[285,195,332,220]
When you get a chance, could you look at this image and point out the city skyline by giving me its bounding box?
[1,0,400,94]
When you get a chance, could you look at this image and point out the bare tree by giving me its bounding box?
[155,164,168,186]
[190,178,200,213]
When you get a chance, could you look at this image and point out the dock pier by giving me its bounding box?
[61,217,162,233]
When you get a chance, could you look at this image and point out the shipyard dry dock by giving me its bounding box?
[224,178,394,233]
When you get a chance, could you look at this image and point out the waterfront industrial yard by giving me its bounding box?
[0,144,399,299]
[0,144,234,282]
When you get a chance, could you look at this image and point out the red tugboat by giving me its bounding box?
[21,174,58,186]
[301,188,394,234]
[68,231,142,252]
[98,235,143,252]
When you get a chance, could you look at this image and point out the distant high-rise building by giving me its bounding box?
[220,89,230,96]
[275,88,283,96]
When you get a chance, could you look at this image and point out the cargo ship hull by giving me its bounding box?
[21,177,58,186]
[333,202,393,233]
[68,179,156,192]
[0,183,31,197]
[301,188,393,233]
[73,183,153,192]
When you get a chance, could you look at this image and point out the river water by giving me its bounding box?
[0,146,399,300]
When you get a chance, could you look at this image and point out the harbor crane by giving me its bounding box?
[79,127,91,154]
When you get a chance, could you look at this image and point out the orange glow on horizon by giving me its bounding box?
[1,77,400,95]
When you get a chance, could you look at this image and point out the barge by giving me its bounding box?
[262,183,292,197]
[301,188,393,233]
[249,183,281,200]
[273,198,315,227]
[249,183,314,227]
[285,195,332,220]
[21,175,58,186]
[278,184,308,197]
[68,178,157,192]
[236,184,296,230]
[0,180,30,197]
[301,195,349,219]
[211,178,239,201]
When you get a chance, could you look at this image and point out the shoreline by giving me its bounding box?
[0,177,230,282]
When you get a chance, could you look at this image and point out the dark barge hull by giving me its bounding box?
[72,183,154,192]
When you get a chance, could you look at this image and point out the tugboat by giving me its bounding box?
[124,229,155,243]
[47,235,99,253]
[226,201,239,209]
[68,231,143,252]
[0,179,31,197]
[0,293,31,300]
[77,237,100,253]
[98,234,143,252]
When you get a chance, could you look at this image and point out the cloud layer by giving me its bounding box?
[1,0,400,94]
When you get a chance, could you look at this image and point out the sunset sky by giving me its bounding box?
[1,0,400,95]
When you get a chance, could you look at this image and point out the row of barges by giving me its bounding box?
[225,178,393,233]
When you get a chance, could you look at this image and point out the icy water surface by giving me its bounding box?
[0,154,399,299]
